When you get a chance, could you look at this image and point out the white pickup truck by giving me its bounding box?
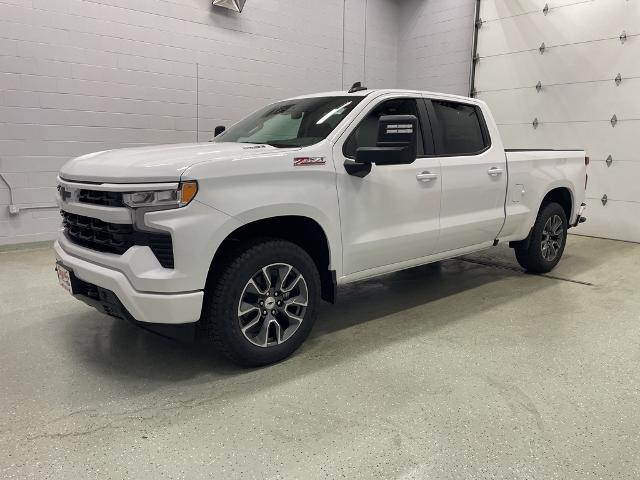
[55,86,587,366]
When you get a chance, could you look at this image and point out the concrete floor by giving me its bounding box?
[1,236,639,479]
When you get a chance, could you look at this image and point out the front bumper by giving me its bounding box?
[55,240,203,324]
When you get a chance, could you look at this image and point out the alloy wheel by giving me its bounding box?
[541,214,564,261]
[237,263,309,347]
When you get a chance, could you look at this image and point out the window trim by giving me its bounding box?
[424,98,492,157]
[342,97,432,160]
[417,99,436,156]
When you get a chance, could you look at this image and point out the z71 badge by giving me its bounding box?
[294,157,326,166]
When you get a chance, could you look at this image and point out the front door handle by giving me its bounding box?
[488,167,504,177]
[417,171,438,182]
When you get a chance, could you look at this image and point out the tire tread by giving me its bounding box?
[199,238,319,367]
[514,202,567,274]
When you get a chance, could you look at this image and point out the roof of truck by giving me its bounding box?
[285,88,476,103]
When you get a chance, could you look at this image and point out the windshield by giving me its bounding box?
[214,96,364,148]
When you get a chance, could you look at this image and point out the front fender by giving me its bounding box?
[228,203,342,276]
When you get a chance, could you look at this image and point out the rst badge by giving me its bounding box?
[294,157,325,167]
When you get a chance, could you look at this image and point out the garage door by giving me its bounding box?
[472,0,640,243]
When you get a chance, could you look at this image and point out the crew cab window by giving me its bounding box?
[343,98,425,158]
[430,100,488,155]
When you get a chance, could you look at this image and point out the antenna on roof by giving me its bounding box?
[348,82,367,93]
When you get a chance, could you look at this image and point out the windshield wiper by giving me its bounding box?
[236,141,299,148]
[264,142,299,148]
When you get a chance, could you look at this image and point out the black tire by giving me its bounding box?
[514,202,568,274]
[199,238,321,367]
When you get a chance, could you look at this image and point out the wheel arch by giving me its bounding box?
[510,185,574,250]
[208,214,338,303]
[540,185,574,222]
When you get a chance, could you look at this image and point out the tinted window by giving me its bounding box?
[216,96,363,148]
[343,98,425,158]
[431,100,487,155]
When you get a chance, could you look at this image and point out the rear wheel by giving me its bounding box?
[514,202,568,274]
[199,239,320,367]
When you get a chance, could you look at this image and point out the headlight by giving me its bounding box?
[122,181,198,208]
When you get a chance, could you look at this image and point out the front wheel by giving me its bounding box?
[514,202,568,274]
[199,239,321,367]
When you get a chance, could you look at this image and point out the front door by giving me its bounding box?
[334,95,442,276]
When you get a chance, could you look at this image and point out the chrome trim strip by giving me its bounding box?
[57,176,179,192]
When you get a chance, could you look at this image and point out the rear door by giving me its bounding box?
[425,98,507,253]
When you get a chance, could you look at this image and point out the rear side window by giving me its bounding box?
[430,100,488,155]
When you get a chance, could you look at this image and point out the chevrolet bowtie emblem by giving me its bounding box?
[57,185,71,201]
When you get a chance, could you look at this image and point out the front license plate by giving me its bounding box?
[56,264,73,294]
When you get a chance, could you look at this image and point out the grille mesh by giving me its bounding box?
[78,189,124,207]
[62,211,174,268]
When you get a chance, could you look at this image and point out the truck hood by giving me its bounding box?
[59,142,289,183]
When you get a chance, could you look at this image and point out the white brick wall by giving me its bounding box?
[397,0,475,95]
[0,0,469,245]
[342,0,399,90]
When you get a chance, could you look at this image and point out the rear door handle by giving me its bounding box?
[417,171,438,182]
[488,167,504,176]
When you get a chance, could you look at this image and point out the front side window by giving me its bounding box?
[343,98,425,158]
[430,100,488,155]
[215,96,363,148]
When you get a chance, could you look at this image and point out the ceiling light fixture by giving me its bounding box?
[212,0,246,12]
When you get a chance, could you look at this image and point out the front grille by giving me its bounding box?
[62,211,174,268]
[78,189,123,207]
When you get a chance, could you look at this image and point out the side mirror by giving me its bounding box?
[214,125,226,137]
[344,114,419,177]
[355,115,418,166]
